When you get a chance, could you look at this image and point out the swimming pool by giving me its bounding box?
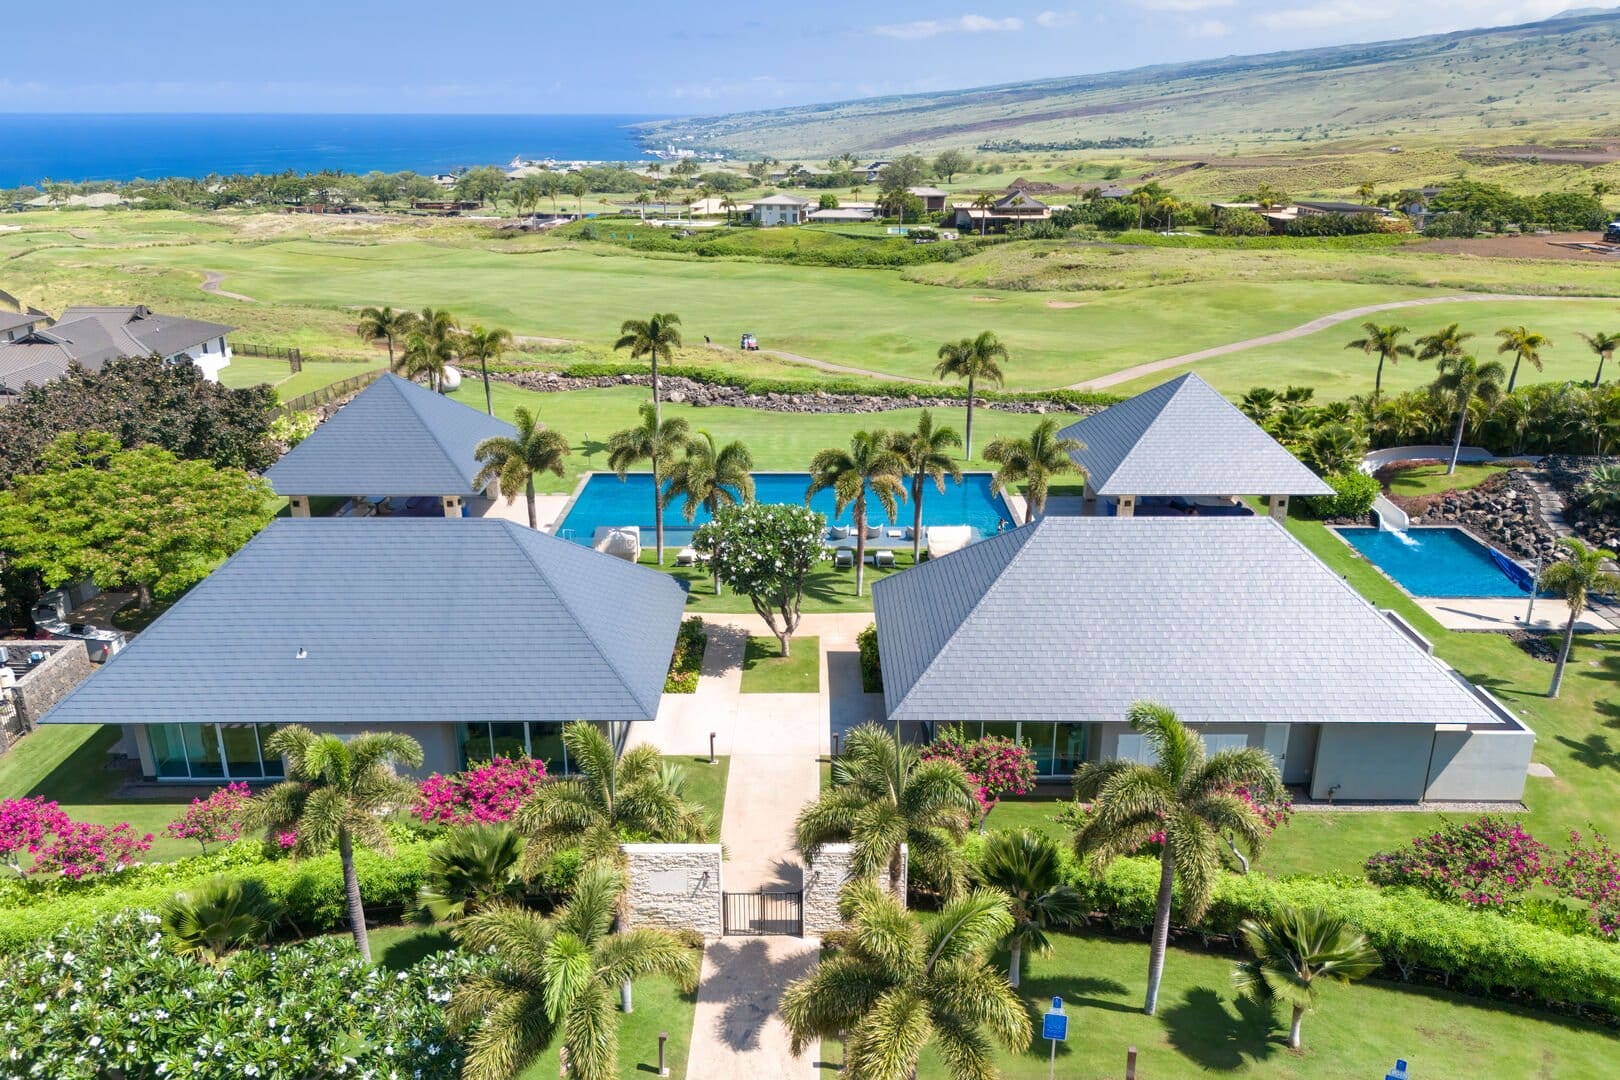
[556,471,1015,545]
[1335,526,1538,598]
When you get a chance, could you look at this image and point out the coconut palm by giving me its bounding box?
[1232,905,1381,1050]
[795,722,974,899]
[1579,331,1620,388]
[719,193,737,224]
[1073,702,1283,1015]
[1496,326,1552,393]
[971,191,995,235]
[1432,354,1507,474]
[666,431,753,594]
[780,881,1031,1080]
[242,726,423,961]
[514,721,712,870]
[449,863,700,1080]
[399,326,456,392]
[1343,322,1414,398]
[1414,322,1475,363]
[892,410,962,563]
[415,824,526,924]
[1541,537,1620,698]
[976,829,1084,988]
[613,311,682,419]
[356,305,417,370]
[159,875,282,963]
[606,401,690,566]
[984,418,1083,524]
[459,325,514,416]
[807,430,907,597]
[473,406,571,530]
[933,330,1008,459]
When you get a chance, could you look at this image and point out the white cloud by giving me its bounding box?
[1036,10,1080,28]
[1256,2,1393,30]
[872,14,1024,40]
[1133,0,1234,11]
[1187,18,1231,37]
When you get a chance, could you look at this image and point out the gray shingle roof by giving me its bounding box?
[40,517,685,727]
[0,311,41,335]
[265,374,516,496]
[0,305,233,382]
[1058,373,1332,497]
[871,516,1512,728]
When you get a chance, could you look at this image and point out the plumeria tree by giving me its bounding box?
[165,782,252,854]
[921,725,1036,831]
[694,503,827,656]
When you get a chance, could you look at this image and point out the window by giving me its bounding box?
[460,722,575,773]
[146,723,283,780]
[1203,733,1250,755]
[1116,733,1158,765]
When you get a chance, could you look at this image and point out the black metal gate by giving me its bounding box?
[722,890,803,936]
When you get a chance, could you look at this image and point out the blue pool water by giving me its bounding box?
[1336,527,1537,598]
[558,471,1014,545]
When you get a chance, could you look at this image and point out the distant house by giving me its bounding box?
[1096,186,1132,201]
[861,161,892,183]
[746,194,812,226]
[807,206,878,223]
[1262,200,1394,233]
[907,186,950,213]
[0,305,234,401]
[0,311,43,344]
[951,189,1051,232]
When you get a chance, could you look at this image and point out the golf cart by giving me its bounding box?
[740,333,759,351]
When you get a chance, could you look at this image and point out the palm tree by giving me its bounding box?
[159,875,282,963]
[933,331,1008,460]
[985,418,1083,524]
[514,721,713,869]
[613,312,682,419]
[1232,905,1381,1050]
[1344,322,1414,398]
[1239,387,1279,423]
[356,305,417,370]
[976,829,1084,988]
[243,726,423,961]
[971,191,995,236]
[459,325,514,416]
[607,401,689,566]
[666,431,753,593]
[719,193,737,224]
[1432,354,1507,474]
[892,410,962,564]
[399,319,457,392]
[474,406,571,530]
[415,824,526,924]
[1541,537,1620,698]
[449,863,700,1080]
[1581,464,1620,515]
[1073,702,1282,1015]
[807,430,906,597]
[780,881,1031,1079]
[1414,322,1475,363]
[1496,326,1552,393]
[795,722,974,898]
[1579,331,1620,388]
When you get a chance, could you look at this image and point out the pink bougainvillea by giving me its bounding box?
[413,756,549,827]
[24,820,152,880]
[274,829,298,851]
[164,782,252,853]
[1366,814,1549,906]
[0,797,72,876]
[921,727,1036,826]
[1544,828,1620,936]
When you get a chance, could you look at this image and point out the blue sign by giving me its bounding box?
[1042,1010,1068,1042]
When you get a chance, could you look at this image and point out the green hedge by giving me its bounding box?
[1304,469,1380,519]
[665,615,707,693]
[857,621,882,693]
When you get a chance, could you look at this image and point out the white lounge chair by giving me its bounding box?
[872,549,896,568]
[675,547,699,567]
[834,548,855,569]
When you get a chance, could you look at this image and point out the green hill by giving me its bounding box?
[641,10,1620,158]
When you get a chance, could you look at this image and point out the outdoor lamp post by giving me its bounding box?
[657,1031,669,1077]
[709,731,717,765]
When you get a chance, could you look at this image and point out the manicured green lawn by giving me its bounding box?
[741,635,821,693]
[676,754,730,833]
[1384,460,1514,498]
[651,545,913,615]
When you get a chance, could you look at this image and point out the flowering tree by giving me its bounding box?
[1366,815,1548,906]
[921,726,1036,831]
[164,782,252,853]
[414,757,549,827]
[694,503,828,656]
[28,821,152,880]
[0,797,71,876]
[1545,827,1620,936]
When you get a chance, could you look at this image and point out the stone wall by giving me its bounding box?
[0,641,94,753]
[623,844,723,938]
[803,842,907,935]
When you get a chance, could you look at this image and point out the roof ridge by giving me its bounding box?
[391,374,497,481]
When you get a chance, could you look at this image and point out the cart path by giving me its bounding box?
[1066,293,1609,391]
[199,271,258,303]
[760,347,928,384]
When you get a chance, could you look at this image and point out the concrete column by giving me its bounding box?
[441,495,463,518]
[1116,495,1135,518]
[1267,494,1289,521]
[486,476,502,500]
[1082,479,1098,516]
[289,496,311,518]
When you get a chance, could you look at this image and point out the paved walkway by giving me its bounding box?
[1415,596,1617,633]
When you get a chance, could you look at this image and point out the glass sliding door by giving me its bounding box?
[1021,723,1055,776]
[221,724,263,778]
[490,723,528,761]
[258,726,285,777]
[183,724,226,778]
[529,723,567,774]
[1052,723,1087,776]
[148,725,190,779]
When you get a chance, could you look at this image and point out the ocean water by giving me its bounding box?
[0,114,664,187]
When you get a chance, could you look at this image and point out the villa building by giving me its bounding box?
[951,190,1051,232]
[907,187,950,213]
[1058,372,1332,519]
[871,516,1534,802]
[0,311,43,343]
[0,304,234,400]
[746,194,812,226]
[38,518,686,780]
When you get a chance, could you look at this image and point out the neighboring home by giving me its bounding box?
[38,517,687,780]
[1261,200,1394,233]
[0,304,234,401]
[265,372,516,519]
[871,516,1534,801]
[807,205,878,223]
[861,161,892,183]
[951,189,1051,232]
[0,641,94,755]
[689,196,749,217]
[1057,372,1331,519]
[1096,186,1132,201]
[746,194,812,226]
[907,186,950,213]
[0,311,43,343]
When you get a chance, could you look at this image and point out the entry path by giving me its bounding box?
[199,271,258,303]
[1067,294,1603,391]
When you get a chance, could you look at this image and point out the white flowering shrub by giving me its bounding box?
[693,503,827,654]
[0,912,481,1079]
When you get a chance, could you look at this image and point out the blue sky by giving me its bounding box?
[0,1,1590,115]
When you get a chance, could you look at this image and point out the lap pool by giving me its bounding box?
[556,471,1015,545]
[1335,526,1539,598]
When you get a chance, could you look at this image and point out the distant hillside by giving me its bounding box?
[642,11,1620,158]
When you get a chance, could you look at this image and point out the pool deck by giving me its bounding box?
[1415,596,1618,633]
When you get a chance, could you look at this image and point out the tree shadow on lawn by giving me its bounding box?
[26,725,158,807]
[1161,987,1280,1071]
[1554,732,1620,772]
[1007,972,1132,1066]
[377,928,456,972]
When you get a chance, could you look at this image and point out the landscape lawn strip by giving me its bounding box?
[1385,460,1514,498]
[741,635,821,693]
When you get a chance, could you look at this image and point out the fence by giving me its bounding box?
[276,369,386,415]
[234,342,304,371]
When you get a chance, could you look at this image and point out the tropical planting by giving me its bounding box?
[920,724,1037,830]
[165,782,252,853]
[0,796,152,879]
[933,330,1008,459]
[807,429,907,596]
[694,502,827,654]
[1540,537,1619,697]
[413,756,550,827]
[893,409,962,563]
[1232,905,1381,1050]
[974,828,1083,988]
[984,417,1083,523]
[159,874,283,961]
[415,824,527,923]
[607,401,689,565]
[473,405,571,531]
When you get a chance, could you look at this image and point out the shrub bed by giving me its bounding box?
[856,621,881,693]
[665,616,707,693]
